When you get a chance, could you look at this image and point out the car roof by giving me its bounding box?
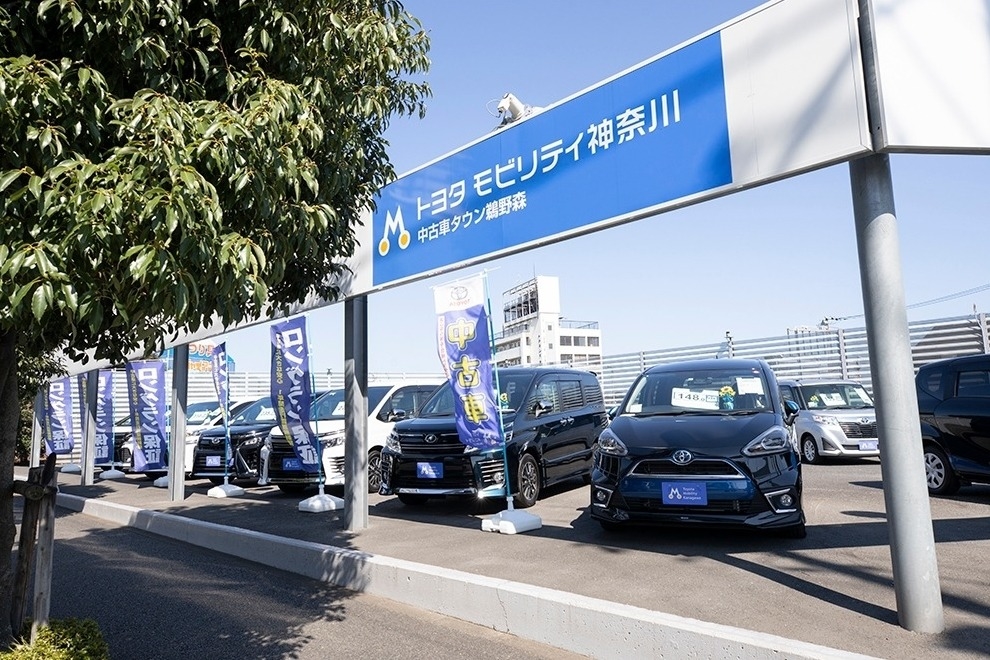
[778,377,865,386]
[917,353,990,372]
[643,358,768,373]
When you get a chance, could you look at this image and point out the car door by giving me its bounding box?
[530,375,591,484]
[932,360,990,478]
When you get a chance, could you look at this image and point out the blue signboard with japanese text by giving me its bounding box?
[373,33,730,286]
[270,317,321,473]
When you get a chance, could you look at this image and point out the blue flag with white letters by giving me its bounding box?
[94,371,114,464]
[126,360,168,471]
[270,317,320,473]
[434,274,502,451]
[43,377,75,455]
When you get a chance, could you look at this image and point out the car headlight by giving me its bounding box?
[240,435,264,448]
[319,431,345,448]
[811,414,839,426]
[743,425,793,456]
[385,430,401,454]
[185,430,203,444]
[596,428,628,456]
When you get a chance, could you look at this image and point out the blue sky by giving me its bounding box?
[224,0,990,375]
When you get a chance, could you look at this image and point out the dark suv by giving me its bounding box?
[916,353,990,495]
[379,367,608,508]
[191,396,277,484]
[590,358,805,538]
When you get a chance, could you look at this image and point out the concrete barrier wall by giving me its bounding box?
[57,493,875,660]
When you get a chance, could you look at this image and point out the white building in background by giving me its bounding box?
[493,275,603,369]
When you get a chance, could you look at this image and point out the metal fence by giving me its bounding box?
[587,313,990,404]
[53,313,990,462]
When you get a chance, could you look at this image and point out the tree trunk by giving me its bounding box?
[0,329,20,646]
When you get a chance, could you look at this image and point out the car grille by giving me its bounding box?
[630,458,744,478]
[395,431,466,456]
[595,453,621,479]
[622,496,766,515]
[839,421,878,439]
[392,455,479,490]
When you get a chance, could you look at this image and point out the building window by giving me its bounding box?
[575,336,587,347]
[588,337,600,347]
[560,336,572,346]
[526,356,531,363]
[525,337,531,346]
[561,354,573,362]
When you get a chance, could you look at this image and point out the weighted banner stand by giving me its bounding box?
[478,272,541,534]
[209,342,245,498]
[298,315,344,513]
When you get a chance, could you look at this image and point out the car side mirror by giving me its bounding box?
[530,400,554,418]
[783,399,800,425]
[387,409,408,422]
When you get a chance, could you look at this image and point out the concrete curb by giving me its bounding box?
[58,493,878,660]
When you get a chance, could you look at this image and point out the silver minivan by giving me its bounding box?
[778,378,879,463]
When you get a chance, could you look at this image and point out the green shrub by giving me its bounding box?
[2,619,109,660]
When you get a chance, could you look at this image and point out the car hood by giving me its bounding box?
[610,413,779,457]
[395,416,458,434]
[799,409,875,422]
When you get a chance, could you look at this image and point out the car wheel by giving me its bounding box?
[367,449,383,494]
[208,477,226,486]
[923,444,960,496]
[276,483,309,494]
[514,453,541,509]
[801,435,821,464]
[396,493,430,506]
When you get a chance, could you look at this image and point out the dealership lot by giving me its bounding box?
[50,459,990,659]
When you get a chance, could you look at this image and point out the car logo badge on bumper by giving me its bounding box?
[672,449,693,465]
[425,434,439,444]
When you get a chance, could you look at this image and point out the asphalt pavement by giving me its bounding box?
[21,459,990,659]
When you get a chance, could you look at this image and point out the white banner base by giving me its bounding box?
[60,463,82,474]
[98,468,126,480]
[208,483,246,498]
[482,509,542,534]
[298,493,344,513]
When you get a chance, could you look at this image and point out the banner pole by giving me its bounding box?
[223,346,231,487]
[305,314,327,496]
[482,273,514,512]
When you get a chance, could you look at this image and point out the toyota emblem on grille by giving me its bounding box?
[671,450,693,465]
[424,434,439,444]
[210,438,223,446]
[860,417,871,424]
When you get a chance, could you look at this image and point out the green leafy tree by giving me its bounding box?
[0,0,429,644]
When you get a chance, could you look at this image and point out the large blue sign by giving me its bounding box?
[373,33,730,285]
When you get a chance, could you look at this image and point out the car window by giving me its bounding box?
[918,369,943,399]
[311,390,345,420]
[581,375,604,406]
[186,400,220,424]
[625,366,768,414]
[779,386,798,406]
[559,379,583,411]
[230,397,276,424]
[527,378,560,416]
[957,369,990,397]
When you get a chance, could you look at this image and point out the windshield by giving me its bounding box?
[230,397,277,424]
[186,400,220,425]
[309,386,392,421]
[799,383,874,409]
[418,372,536,417]
[623,366,771,415]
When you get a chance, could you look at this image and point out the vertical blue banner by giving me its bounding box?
[434,275,502,451]
[44,377,75,455]
[126,360,168,471]
[211,342,229,424]
[76,373,87,443]
[270,317,320,472]
[94,370,114,464]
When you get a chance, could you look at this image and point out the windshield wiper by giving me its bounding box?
[635,410,696,417]
[722,409,761,416]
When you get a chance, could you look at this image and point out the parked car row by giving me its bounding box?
[97,352,990,537]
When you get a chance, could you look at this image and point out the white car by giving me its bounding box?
[263,379,444,493]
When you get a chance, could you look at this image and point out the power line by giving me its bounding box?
[823,282,990,324]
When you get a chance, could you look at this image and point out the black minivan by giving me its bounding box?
[916,353,990,495]
[379,366,608,508]
[590,358,805,538]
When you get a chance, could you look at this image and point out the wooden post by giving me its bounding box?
[30,463,59,643]
[10,454,57,638]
